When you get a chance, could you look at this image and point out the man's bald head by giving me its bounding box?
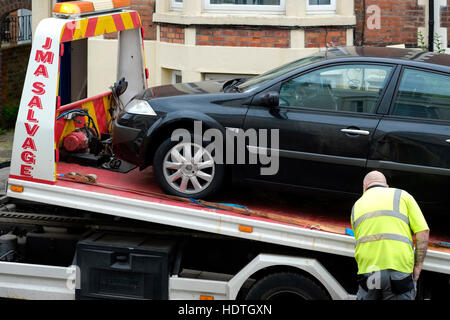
[363,171,388,192]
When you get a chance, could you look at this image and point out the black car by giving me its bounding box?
[112,47,450,208]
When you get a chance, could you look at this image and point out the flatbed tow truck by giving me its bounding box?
[0,1,449,300]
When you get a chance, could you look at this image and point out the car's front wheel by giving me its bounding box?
[153,135,224,199]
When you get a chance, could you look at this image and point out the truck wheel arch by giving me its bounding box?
[244,271,330,300]
[227,254,352,300]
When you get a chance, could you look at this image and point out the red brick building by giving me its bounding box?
[354,0,426,47]
[149,1,449,50]
[5,0,450,101]
[0,0,31,126]
[140,0,356,86]
[120,0,447,87]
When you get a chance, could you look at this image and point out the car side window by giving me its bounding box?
[279,64,392,113]
[392,68,450,121]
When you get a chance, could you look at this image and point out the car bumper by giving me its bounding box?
[112,118,143,167]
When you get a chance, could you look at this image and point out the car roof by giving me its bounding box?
[324,46,450,70]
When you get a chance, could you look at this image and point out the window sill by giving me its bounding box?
[306,10,337,15]
[153,12,356,28]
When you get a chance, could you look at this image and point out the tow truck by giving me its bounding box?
[0,0,449,300]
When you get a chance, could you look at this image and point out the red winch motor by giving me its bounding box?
[63,130,89,152]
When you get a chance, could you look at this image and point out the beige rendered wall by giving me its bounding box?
[31,0,53,40]
[30,0,356,96]
[89,0,356,94]
[154,0,355,26]
[142,0,354,91]
[87,38,325,96]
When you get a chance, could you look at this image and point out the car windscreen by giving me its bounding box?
[237,53,326,93]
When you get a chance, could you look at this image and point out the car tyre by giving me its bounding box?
[153,134,224,199]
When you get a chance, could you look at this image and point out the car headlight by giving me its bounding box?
[124,99,157,116]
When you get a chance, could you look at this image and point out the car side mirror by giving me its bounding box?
[252,91,279,108]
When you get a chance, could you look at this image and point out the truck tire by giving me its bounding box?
[153,134,224,199]
[245,272,330,300]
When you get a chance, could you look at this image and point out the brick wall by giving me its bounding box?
[441,1,450,48]
[0,0,32,115]
[354,0,425,47]
[305,27,347,48]
[160,24,185,44]
[105,0,156,40]
[0,0,30,19]
[196,27,290,48]
[1,43,31,107]
[131,0,156,40]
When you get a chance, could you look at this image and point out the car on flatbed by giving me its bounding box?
[112,46,450,207]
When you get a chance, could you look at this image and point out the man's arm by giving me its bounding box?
[413,230,429,280]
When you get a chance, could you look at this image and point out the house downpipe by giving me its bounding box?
[429,0,435,51]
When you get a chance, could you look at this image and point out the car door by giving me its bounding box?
[242,63,395,194]
[369,67,450,205]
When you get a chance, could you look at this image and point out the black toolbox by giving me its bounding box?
[75,232,177,300]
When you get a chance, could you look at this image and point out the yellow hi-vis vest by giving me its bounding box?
[351,187,429,275]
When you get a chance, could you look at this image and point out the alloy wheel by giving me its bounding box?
[162,142,215,195]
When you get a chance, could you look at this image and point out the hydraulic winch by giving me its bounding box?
[63,130,90,152]
[57,79,128,171]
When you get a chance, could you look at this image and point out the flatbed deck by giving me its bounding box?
[56,162,351,229]
[7,161,450,275]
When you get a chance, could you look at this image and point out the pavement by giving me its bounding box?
[0,129,13,164]
[0,167,8,194]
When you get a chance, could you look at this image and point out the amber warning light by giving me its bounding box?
[53,0,130,16]
[9,185,24,193]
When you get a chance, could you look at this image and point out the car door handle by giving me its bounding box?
[340,128,370,136]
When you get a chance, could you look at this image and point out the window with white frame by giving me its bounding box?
[203,0,285,14]
[17,9,32,44]
[172,70,182,84]
[170,0,183,11]
[307,0,336,14]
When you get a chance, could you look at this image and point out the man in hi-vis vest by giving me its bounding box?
[351,171,430,300]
